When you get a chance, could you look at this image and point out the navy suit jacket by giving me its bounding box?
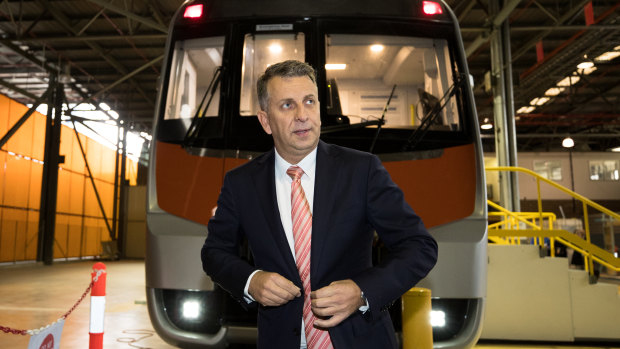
[202,140,438,348]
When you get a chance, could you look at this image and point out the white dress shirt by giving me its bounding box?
[245,147,317,348]
[243,146,367,348]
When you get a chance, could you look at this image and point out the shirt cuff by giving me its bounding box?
[359,291,370,313]
[243,270,261,303]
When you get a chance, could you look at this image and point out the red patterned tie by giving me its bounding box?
[287,166,333,349]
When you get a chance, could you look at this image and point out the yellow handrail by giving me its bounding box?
[485,166,620,276]
[486,166,620,220]
[489,228,620,272]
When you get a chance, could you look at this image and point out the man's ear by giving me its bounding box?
[257,110,272,135]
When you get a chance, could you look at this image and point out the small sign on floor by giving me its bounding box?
[28,319,64,349]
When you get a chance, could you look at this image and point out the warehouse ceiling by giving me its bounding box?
[0,0,618,155]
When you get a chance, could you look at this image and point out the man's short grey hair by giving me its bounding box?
[257,60,317,111]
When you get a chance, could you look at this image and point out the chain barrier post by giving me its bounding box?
[89,262,107,349]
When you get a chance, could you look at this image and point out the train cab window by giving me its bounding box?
[240,33,305,116]
[325,34,460,131]
[164,36,224,120]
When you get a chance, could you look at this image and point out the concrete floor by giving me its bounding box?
[0,260,618,349]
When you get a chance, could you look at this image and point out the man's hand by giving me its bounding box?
[310,279,365,328]
[248,271,301,307]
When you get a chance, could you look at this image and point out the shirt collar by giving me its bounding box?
[274,147,317,182]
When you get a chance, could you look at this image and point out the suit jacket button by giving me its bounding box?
[293,327,300,336]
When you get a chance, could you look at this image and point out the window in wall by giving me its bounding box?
[589,160,619,181]
[533,160,562,180]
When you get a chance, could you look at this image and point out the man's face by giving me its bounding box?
[257,75,321,164]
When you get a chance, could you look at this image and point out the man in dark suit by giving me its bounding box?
[201,60,437,348]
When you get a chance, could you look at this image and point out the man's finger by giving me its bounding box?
[273,275,301,297]
[314,313,346,328]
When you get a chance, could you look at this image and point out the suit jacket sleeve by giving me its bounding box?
[201,171,257,307]
[350,154,438,317]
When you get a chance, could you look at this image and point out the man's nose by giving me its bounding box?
[294,105,308,121]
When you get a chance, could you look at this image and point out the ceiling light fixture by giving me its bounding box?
[557,75,580,87]
[370,44,384,52]
[577,61,594,69]
[562,137,575,148]
[544,87,565,96]
[516,106,535,114]
[325,64,346,70]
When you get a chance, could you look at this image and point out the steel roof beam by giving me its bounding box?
[465,0,521,57]
[0,33,167,43]
[84,0,168,34]
[35,0,154,106]
[510,0,593,62]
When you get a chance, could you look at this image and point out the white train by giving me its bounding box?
[146,0,488,347]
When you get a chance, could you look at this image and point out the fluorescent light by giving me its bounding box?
[611,146,620,152]
[370,44,384,52]
[594,51,620,62]
[577,61,594,69]
[516,106,535,114]
[557,75,580,87]
[562,137,575,148]
[577,66,597,75]
[544,87,565,96]
[325,64,346,70]
[530,97,549,106]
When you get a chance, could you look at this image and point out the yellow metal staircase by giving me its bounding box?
[486,166,620,277]
[481,167,620,341]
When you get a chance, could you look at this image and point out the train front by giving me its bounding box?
[146,0,487,347]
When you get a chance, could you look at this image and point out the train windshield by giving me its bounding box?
[164,36,224,121]
[159,21,469,153]
[324,34,459,131]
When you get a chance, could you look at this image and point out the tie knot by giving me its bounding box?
[286,166,304,181]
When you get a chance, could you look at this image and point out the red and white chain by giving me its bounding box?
[0,268,106,336]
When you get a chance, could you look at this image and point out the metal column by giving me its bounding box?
[501,2,520,212]
[37,75,63,265]
[490,0,519,211]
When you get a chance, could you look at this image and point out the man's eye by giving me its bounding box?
[305,99,315,105]
[282,103,292,109]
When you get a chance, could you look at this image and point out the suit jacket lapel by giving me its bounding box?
[253,150,300,282]
[311,141,341,287]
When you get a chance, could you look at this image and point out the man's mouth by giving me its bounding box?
[293,129,310,136]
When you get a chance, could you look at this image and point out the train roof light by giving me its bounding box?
[184,4,203,19]
[422,1,443,15]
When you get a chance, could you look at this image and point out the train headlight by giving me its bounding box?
[430,310,446,327]
[182,300,201,319]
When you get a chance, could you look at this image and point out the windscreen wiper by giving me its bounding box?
[182,66,223,148]
[402,73,466,151]
[321,86,396,136]
[369,84,396,153]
